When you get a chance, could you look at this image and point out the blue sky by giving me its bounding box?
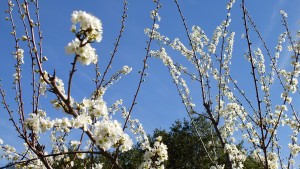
[0,0,300,166]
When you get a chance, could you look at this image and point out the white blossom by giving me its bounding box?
[24,110,53,133]
[71,10,103,42]
[93,118,133,152]
[14,48,24,64]
[280,9,288,18]
[65,38,98,65]
[121,65,132,75]
[139,136,168,169]
[81,97,108,118]
[72,113,92,131]
[93,163,103,169]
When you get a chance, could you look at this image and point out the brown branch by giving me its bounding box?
[241,1,268,168]
[96,0,129,96]
[174,0,207,106]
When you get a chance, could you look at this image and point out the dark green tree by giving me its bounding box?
[151,117,217,169]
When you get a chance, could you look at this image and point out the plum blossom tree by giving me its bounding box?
[146,0,300,168]
[0,0,167,168]
[0,0,299,169]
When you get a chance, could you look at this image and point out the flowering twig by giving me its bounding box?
[97,0,129,95]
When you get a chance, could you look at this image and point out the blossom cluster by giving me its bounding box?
[65,38,98,65]
[223,32,235,76]
[93,118,133,152]
[24,109,53,134]
[81,97,108,118]
[288,143,300,157]
[65,11,103,66]
[210,164,225,169]
[253,48,265,75]
[190,26,209,55]
[226,0,236,10]
[251,150,279,169]
[71,10,103,42]
[219,102,247,139]
[14,48,24,64]
[23,94,134,153]
[39,71,48,95]
[0,140,18,162]
[224,143,246,169]
[139,136,168,169]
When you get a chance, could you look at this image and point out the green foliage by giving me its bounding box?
[151,117,216,169]
[117,146,144,169]
[243,156,264,169]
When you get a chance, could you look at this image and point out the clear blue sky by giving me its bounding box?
[0,0,299,166]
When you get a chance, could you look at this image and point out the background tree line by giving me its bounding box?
[44,116,262,169]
